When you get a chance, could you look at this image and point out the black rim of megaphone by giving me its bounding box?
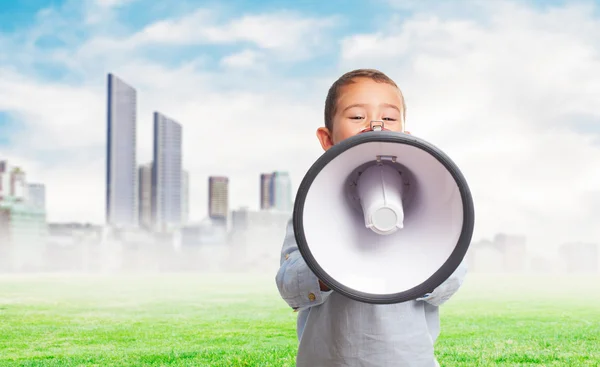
[293,131,475,304]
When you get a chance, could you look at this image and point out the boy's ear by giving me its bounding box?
[316,127,334,151]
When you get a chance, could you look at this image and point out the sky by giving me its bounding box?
[0,0,599,256]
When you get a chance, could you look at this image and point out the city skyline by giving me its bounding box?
[1,1,599,254]
[104,72,295,231]
[1,64,596,259]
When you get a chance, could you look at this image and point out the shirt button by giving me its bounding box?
[308,293,316,301]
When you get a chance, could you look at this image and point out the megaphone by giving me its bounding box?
[293,127,474,304]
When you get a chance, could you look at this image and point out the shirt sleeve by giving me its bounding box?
[275,219,332,311]
[416,259,468,307]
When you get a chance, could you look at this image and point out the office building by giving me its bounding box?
[0,197,47,271]
[559,242,598,274]
[260,173,273,210]
[0,161,11,201]
[270,171,293,212]
[208,176,228,226]
[229,207,292,272]
[0,162,27,202]
[495,233,527,273]
[182,170,189,225]
[152,112,182,231]
[0,163,47,272]
[27,183,46,211]
[9,167,26,202]
[106,73,138,228]
[138,163,153,229]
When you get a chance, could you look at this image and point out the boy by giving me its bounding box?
[275,69,468,366]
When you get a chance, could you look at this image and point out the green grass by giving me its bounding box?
[0,273,599,366]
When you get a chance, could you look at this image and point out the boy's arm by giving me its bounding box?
[275,219,333,311]
[416,259,468,306]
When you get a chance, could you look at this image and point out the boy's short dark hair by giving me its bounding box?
[324,69,406,132]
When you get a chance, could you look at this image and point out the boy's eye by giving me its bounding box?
[383,117,397,121]
[350,116,364,120]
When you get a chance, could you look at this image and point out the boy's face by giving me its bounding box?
[316,77,405,151]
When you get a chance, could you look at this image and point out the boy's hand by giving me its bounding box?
[318,279,330,292]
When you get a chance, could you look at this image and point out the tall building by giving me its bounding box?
[138,163,153,230]
[26,183,46,211]
[0,161,10,201]
[495,233,527,273]
[270,171,293,212]
[229,206,294,272]
[0,198,47,271]
[181,170,189,225]
[559,242,598,274]
[9,167,26,201]
[208,176,228,226]
[0,162,27,202]
[106,73,138,228]
[260,173,273,210]
[0,163,47,272]
[152,112,182,231]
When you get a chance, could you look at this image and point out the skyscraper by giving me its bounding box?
[208,176,228,226]
[260,173,273,210]
[106,73,137,228]
[270,171,293,212]
[152,112,182,231]
[9,167,26,202]
[0,163,27,202]
[181,170,189,225]
[26,183,46,211]
[138,163,153,230]
[0,161,7,201]
[0,162,47,272]
[0,162,28,202]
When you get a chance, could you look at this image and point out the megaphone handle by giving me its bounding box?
[318,279,330,292]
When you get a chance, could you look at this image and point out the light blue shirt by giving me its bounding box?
[275,219,468,367]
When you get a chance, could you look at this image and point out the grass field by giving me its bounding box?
[0,272,599,366]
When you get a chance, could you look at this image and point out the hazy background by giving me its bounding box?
[0,0,599,274]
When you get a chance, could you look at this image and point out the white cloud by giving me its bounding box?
[76,8,338,63]
[339,0,600,250]
[0,68,105,151]
[220,49,264,69]
[94,0,137,8]
[126,8,215,45]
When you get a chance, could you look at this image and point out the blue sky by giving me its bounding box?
[0,0,382,83]
[0,0,586,90]
[0,0,599,252]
